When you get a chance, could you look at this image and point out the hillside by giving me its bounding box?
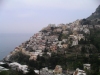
[81,5,100,25]
[3,5,100,75]
[87,5,100,20]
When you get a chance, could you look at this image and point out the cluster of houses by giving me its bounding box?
[0,62,28,74]
[9,62,29,74]
[34,64,91,75]
[73,64,90,75]
[0,61,91,75]
[5,19,91,61]
[4,19,99,75]
[0,62,9,72]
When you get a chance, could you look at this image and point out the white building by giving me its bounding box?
[4,54,12,61]
[83,28,90,34]
[34,70,39,74]
[78,34,84,41]
[9,62,28,74]
[72,40,78,46]
[0,62,5,65]
[83,64,91,70]
[58,44,63,48]
[73,68,86,75]
[62,39,67,43]
[42,67,48,72]
[0,66,9,72]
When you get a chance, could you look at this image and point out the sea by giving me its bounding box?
[0,33,34,60]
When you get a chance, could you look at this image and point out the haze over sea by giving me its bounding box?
[0,33,33,60]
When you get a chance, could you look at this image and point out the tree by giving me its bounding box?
[26,67,38,75]
[0,71,9,75]
[9,51,30,64]
[81,46,86,54]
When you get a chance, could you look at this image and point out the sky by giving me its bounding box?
[0,0,100,33]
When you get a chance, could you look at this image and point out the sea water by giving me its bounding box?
[0,33,33,60]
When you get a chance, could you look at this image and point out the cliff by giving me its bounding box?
[87,5,100,20]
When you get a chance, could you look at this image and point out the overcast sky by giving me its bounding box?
[0,0,99,33]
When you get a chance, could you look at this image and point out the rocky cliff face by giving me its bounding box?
[80,5,100,25]
[87,5,100,20]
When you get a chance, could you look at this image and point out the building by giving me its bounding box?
[0,62,5,65]
[0,66,9,72]
[0,62,9,72]
[40,67,53,75]
[34,70,39,74]
[73,68,86,75]
[83,64,91,70]
[9,62,28,74]
[53,65,62,75]
[62,44,68,48]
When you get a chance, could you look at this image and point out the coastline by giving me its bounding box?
[0,33,34,60]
